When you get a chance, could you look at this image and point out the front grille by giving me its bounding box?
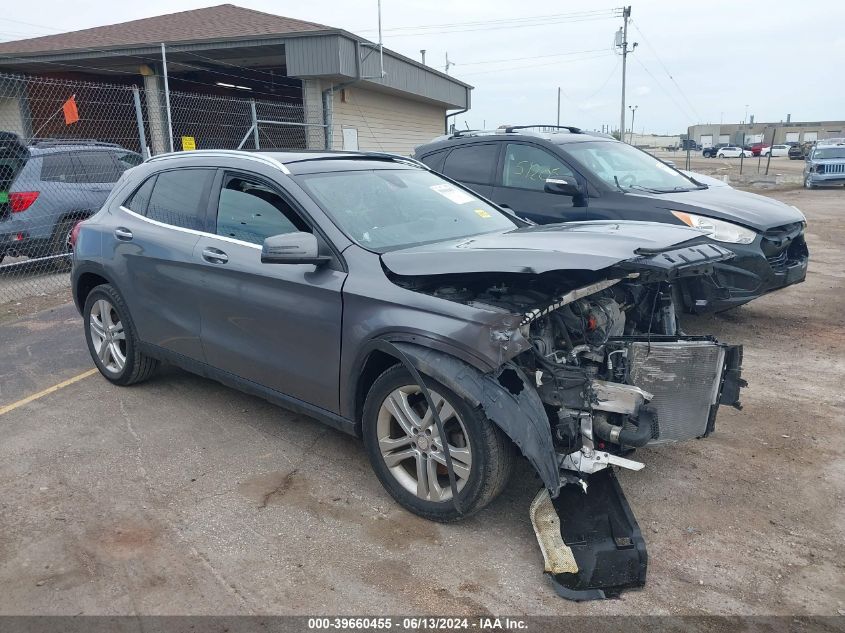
[627,341,725,444]
[767,249,789,272]
[820,162,845,174]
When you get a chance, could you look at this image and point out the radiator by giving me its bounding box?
[627,340,726,444]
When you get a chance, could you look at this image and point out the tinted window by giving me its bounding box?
[216,174,310,245]
[41,153,81,182]
[419,149,447,172]
[124,175,156,215]
[75,151,121,183]
[441,144,498,184]
[114,151,143,171]
[146,169,214,230]
[502,143,575,191]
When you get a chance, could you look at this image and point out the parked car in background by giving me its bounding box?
[750,143,766,156]
[714,145,751,158]
[702,143,729,158]
[803,140,845,188]
[0,132,142,266]
[413,125,809,313]
[763,145,789,157]
[788,145,807,160]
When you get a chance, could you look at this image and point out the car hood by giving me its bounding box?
[643,186,805,231]
[381,221,722,277]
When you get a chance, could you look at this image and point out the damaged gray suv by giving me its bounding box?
[72,150,744,599]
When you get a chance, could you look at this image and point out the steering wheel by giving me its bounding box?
[618,173,636,188]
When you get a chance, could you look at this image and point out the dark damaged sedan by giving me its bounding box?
[71,150,745,599]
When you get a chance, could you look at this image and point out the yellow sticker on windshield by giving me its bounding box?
[474,209,492,218]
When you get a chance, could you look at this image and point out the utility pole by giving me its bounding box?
[628,105,638,144]
[557,87,561,126]
[616,6,636,142]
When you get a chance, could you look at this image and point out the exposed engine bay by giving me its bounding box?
[391,267,745,600]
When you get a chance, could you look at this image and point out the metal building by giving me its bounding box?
[688,120,845,149]
[0,4,472,155]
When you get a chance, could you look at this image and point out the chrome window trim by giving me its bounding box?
[119,205,262,250]
[145,150,291,175]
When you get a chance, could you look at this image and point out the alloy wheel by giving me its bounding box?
[89,299,127,374]
[376,385,472,502]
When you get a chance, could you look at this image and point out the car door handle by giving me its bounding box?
[202,246,228,264]
[114,227,133,241]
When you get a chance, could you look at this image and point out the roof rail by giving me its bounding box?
[29,138,122,148]
[503,125,583,134]
[281,152,428,169]
[146,149,291,174]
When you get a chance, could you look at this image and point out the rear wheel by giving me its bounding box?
[717,153,725,158]
[83,284,158,385]
[48,218,76,272]
[362,365,514,522]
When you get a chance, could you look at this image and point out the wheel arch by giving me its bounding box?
[72,263,114,313]
[356,341,560,495]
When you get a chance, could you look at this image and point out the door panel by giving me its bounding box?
[194,235,345,412]
[107,207,205,360]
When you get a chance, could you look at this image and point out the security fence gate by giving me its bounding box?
[0,71,326,308]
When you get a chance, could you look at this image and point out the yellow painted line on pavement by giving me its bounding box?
[0,368,98,417]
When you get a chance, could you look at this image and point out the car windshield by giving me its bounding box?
[296,168,517,252]
[814,147,845,159]
[562,141,703,193]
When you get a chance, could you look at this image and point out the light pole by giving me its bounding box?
[628,105,638,144]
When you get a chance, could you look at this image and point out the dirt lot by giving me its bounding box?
[0,187,843,616]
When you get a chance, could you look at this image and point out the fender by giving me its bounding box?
[70,261,115,313]
[392,343,560,495]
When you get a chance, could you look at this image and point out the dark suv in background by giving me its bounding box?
[413,125,809,313]
[0,132,141,265]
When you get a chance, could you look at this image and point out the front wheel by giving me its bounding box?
[83,284,158,385]
[804,175,815,190]
[362,365,514,522]
[717,153,725,158]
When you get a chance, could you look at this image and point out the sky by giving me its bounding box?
[1,0,844,135]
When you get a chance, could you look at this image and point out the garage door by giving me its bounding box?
[804,132,818,142]
[700,135,713,148]
[785,132,799,143]
[718,134,730,144]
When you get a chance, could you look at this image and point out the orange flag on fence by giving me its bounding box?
[62,95,79,125]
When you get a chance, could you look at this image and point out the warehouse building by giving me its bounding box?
[687,120,845,148]
[0,4,471,155]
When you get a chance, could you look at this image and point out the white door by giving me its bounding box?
[700,135,713,148]
[804,131,818,143]
[718,134,730,144]
[785,132,799,143]
[342,127,359,151]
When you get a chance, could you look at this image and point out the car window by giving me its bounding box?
[296,168,516,252]
[501,143,575,191]
[418,150,447,172]
[146,169,214,230]
[41,153,82,182]
[216,174,310,245]
[74,151,122,183]
[114,151,143,171]
[124,175,156,215]
[441,144,498,185]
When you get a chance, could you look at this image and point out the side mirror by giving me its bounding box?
[544,177,581,197]
[261,232,331,265]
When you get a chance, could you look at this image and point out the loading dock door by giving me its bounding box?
[804,131,818,143]
[700,135,713,148]
[718,134,730,144]
[785,132,799,143]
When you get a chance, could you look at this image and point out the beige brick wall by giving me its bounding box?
[327,85,445,155]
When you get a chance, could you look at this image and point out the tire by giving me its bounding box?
[48,218,76,272]
[83,284,158,386]
[717,153,725,158]
[804,175,815,190]
[362,365,514,522]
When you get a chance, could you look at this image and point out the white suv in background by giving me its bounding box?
[716,146,751,158]
[762,145,790,157]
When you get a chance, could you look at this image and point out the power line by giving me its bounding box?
[458,51,615,77]
[358,8,621,32]
[629,19,702,121]
[459,47,611,67]
[630,55,696,123]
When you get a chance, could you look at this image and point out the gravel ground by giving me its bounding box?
[0,187,842,616]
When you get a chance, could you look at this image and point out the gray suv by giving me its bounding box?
[803,139,845,188]
[0,133,141,265]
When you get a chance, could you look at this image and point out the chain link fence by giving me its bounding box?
[0,71,324,312]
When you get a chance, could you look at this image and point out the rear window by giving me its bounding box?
[441,144,498,185]
[41,153,80,182]
[145,169,215,230]
[75,151,122,183]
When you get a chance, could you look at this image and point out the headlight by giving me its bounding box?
[670,211,756,244]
